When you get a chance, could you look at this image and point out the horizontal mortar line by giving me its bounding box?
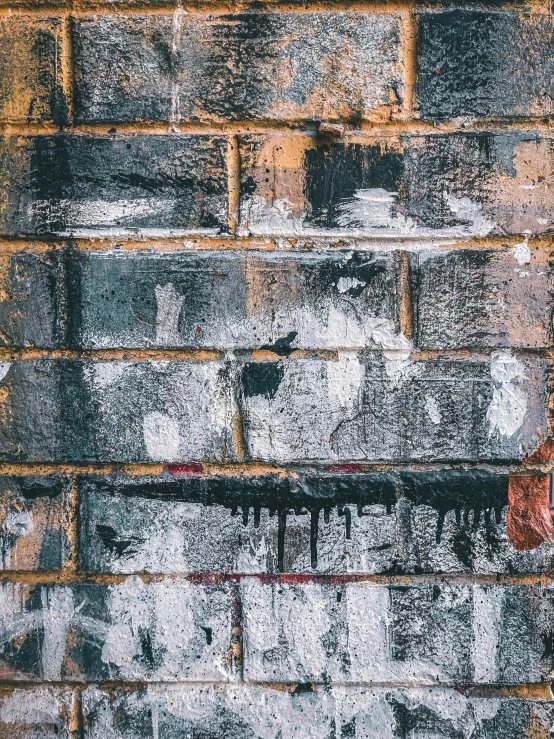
[0,235,545,251]
[0,347,549,360]
[4,118,554,136]
[0,460,516,476]
[0,682,550,700]
[0,572,551,586]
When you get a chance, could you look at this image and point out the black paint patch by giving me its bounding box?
[304,143,404,228]
[260,332,298,356]
[242,362,284,400]
[95,524,142,557]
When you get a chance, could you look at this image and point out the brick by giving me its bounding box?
[69,250,400,350]
[240,133,554,238]
[82,684,554,738]
[0,476,71,571]
[242,580,553,684]
[417,11,554,121]
[79,471,554,575]
[0,579,233,681]
[414,247,552,350]
[0,135,228,237]
[0,17,68,125]
[0,360,232,462]
[0,250,66,348]
[73,13,403,123]
[240,355,547,463]
[0,687,75,739]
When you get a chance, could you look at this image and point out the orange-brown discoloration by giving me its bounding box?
[507,474,554,550]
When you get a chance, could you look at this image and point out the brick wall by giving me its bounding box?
[0,1,553,737]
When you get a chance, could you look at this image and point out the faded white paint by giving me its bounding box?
[40,587,75,680]
[155,283,184,345]
[88,361,128,390]
[425,395,442,425]
[471,586,502,683]
[0,362,11,382]
[327,352,363,411]
[0,687,67,725]
[143,411,181,461]
[487,351,527,438]
[512,234,531,265]
[336,276,366,293]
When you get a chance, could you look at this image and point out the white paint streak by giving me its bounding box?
[143,411,181,461]
[327,352,363,411]
[29,198,177,228]
[425,396,441,425]
[487,351,527,438]
[40,587,75,680]
[0,363,11,382]
[471,586,501,683]
[155,283,184,345]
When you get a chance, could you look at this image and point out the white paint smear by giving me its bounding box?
[425,396,442,425]
[487,351,527,438]
[29,198,177,228]
[336,276,366,293]
[328,352,364,411]
[2,511,34,537]
[0,363,11,382]
[143,411,181,461]
[512,234,531,266]
[155,283,184,345]
[0,687,63,725]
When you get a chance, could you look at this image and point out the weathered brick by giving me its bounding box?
[82,684,554,739]
[0,17,68,125]
[69,250,400,350]
[417,11,554,121]
[0,250,66,348]
[0,360,232,462]
[0,687,75,739]
[0,579,233,681]
[240,355,547,463]
[79,471,554,575]
[0,135,228,237]
[242,580,553,684]
[73,13,403,123]
[414,247,553,350]
[240,133,554,238]
[0,476,71,571]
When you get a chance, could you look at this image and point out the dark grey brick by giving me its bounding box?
[0,17,68,125]
[0,476,71,571]
[0,250,66,348]
[0,360,233,462]
[0,579,234,681]
[78,471,554,575]
[240,356,547,463]
[240,133,554,238]
[414,248,552,349]
[73,13,403,123]
[0,135,228,237]
[242,580,554,684]
[417,11,554,120]
[69,250,400,350]
[82,684,554,739]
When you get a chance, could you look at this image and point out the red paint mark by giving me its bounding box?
[507,474,554,550]
[323,464,365,474]
[524,439,554,464]
[167,462,204,476]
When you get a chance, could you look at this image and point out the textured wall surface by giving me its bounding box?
[0,0,553,737]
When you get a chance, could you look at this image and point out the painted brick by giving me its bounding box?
[240,355,547,463]
[0,250,66,348]
[0,360,232,462]
[79,471,554,575]
[0,476,71,571]
[73,13,403,123]
[417,11,554,121]
[82,684,554,739]
[0,579,234,682]
[69,250,400,350]
[0,135,228,237]
[0,17,68,125]
[414,247,553,350]
[0,687,75,739]
[240,133,554,238]
[242,580,553,684]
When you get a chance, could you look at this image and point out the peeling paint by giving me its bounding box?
[487,351,527,438]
